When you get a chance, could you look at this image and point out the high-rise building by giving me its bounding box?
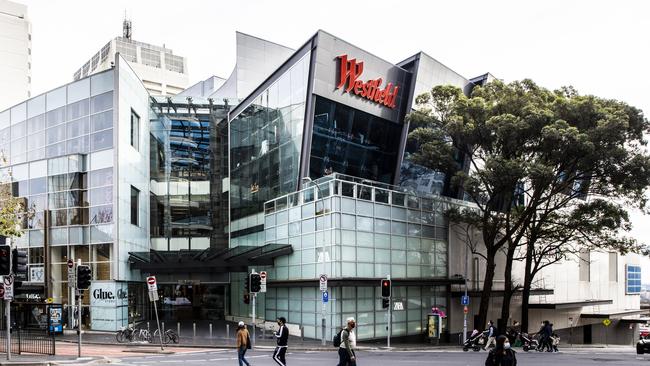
[72,19,189,96]
[0,0,31,110]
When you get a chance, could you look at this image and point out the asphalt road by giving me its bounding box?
[109,348,650,366]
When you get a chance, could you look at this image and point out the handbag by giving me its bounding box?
[246,333,252,349]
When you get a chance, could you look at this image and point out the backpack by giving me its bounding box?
[333,328,345,347]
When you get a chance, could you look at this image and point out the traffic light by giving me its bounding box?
[243,293,250,305]
[249,273,261,293]
[382,298,390,309]
[0,245,11,276]
[76,265,92,290]
[381,279,391,298]
[12,248,27,275]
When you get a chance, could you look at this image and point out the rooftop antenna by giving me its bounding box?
[123,11,132,40]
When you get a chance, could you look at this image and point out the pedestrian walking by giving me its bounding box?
[485,335,517,366]
[236,321,252,366]
[337,317,357,366]
[273,317,288,366]
[484,320,497,350]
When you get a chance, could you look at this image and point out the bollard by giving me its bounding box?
[147,322,150,333]
[162,321,165,334]
[177,322,180,337]
[209,323,213,339]
[226,324,230,341]
[300,325,304,341]
[193,322,196,338]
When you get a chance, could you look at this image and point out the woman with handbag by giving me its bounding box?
[236,321,252,366]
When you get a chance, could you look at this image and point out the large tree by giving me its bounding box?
[407,80,650,330]
[0,153,27,238]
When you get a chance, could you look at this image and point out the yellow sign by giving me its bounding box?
[46,297,53,304]
[602,319,611,327]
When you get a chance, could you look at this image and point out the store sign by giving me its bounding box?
[30,266,44,283]
[90,282,128,331]
[336,54,399,109]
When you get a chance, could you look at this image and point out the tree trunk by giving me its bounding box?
[500,242,517,329]
[477,250,497,331]
[521,241,534,334]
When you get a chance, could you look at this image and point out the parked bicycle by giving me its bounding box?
[116,325,152,343]
[152,328,180,344]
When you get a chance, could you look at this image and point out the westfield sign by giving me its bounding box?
[336,54,399,109]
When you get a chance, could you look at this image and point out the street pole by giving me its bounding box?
[463,238,469,344]
[6,298,10,361]
[77,290,81,358]
[153,298,164,351]
[387,275,391,349]
[252,292,256,349]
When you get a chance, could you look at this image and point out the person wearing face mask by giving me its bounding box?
[485,335,517,366]
[273,317,288,366]
[338,317,357,366]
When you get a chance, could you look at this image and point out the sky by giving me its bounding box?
[15,0,650,278]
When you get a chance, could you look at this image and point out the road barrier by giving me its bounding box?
[0,329,55,356]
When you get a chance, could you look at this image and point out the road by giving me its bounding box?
[109,348,650,366]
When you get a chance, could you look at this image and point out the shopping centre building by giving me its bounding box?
[0,30,644,344]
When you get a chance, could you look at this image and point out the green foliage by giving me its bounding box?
[0,154,26,238]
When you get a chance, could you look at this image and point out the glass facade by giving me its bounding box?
[229,174,472,340]
[229,51,311,223]
[149,97,229,251]
[310,96,403,184]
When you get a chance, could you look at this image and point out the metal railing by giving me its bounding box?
[0,329,55,356]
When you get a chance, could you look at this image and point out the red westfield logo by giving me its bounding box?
[336,54,399,109]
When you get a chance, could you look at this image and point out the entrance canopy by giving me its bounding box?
[128,244,292,274]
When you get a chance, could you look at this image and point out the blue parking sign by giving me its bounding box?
[322,291,329,303]
[461,295,469,306]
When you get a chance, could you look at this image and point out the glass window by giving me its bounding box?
[130,109,139,150]
[27,95,45,119]
[46,86,66,111]
[10,103,27,123]
[67,78,90,104]
[46,106,66,127]
[91,91,113,114]
[89,205,112,224]
[131,186,139,226]
[356,216,373,232]
[46,124,66,145]
[91,129,112,151]
[90,111,112,132]
[67,136,89,154]
[67,99,90,121]
[90,186,112,206]
[89,168,112,187]
[90,71,114,96]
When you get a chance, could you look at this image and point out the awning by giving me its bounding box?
[581,309,648,319]
[128,244,293,274]
[451,288,553,298]
[620,315,650,324]
[529,299,613,310]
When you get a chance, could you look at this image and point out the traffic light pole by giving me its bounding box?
[77,289,81,358]
[252,291,256,349]
[387,275,391,349]
[6,297,10,361]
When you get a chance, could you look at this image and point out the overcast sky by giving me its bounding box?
[17,0,650,278]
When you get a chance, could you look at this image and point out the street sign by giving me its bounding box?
[461,295,469,306]
[602,319,612,327]
[393,301,404,311]
[0,286,5,298]
[3,275,13,300]
[260,271,267,293]
[146,276,158,293]
[148,291,159,302]
[463,306,468,314]
[322,291,329,303]
[67,259,75,288]
[319,274,327,292]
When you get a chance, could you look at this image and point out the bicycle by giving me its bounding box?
[152,328,179,344]
[116,325,152,343]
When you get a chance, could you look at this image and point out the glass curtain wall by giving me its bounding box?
[229,51,311,225]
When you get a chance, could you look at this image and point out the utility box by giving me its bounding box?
[427,313,442,344]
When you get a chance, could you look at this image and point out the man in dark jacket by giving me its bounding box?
[273,317,288,366]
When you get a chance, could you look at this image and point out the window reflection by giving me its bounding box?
[309,96,402,184]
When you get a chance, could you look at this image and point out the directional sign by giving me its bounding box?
[67,259,75,288]
[393,301,404,311]
[322,291,329,303]
[463,306,469,314]
[3,275,13,300]
[260,271,267,293]
[147,276,158,292]
[602,319,612,327]
[461,295,469,306]
[319,274,328,292]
